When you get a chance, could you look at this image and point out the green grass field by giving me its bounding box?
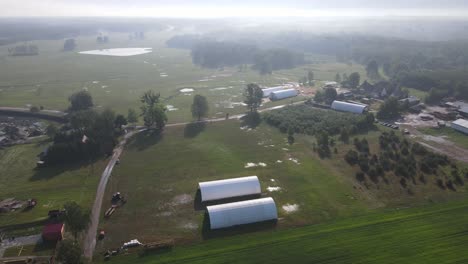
[0,139,107,226]
[0,31,365,123]
[97,120,375,251]
[96,119,468,253]
[2,243,56,257]
[419,127,468,149]
[104,200,468,264]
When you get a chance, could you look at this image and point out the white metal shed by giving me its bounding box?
[207,197,278,229]
[269,89,298,101]
[199,176,261,202]
[331,100,368,114]
[262,86,287,98]
[451,119,468,134]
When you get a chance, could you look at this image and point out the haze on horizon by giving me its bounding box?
[2,0,468,18]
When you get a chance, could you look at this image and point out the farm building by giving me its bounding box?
[262,86,287,98]
[269,89,298,101]
[199,176,261,202]
[207,197,278,229]
[458,107,468,118]
[42,222,64,242]
[399,96,421,107]
[331,100,368,114]
[451,119,468,134]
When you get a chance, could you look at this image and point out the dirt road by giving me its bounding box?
[82,129,143,259]
[401,125,468,163]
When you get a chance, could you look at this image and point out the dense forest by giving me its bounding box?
[168,32,468,100]
[188,40,305,74]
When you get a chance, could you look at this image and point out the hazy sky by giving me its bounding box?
[3,0,468,18]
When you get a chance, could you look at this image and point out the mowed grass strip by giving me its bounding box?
[107,201,468,264]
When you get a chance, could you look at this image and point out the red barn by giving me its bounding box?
[42,222,64,242]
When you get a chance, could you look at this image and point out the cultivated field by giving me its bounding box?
[0,31,365,123]
[105,200,468,264]
[0,139,107,227]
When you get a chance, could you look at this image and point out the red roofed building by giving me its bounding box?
[42,222,64,242]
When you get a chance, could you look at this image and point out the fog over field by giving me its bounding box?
[2,0,468,17]
[2,1,468,263]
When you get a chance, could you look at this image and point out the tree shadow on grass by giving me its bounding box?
[184,122,206,138]
[201,212,277,240]
[193,189,261,212]
[30,159,95,181]
[240,112,261,129]
[129,130,164,151]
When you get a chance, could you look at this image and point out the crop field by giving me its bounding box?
[106,200,468,264]
[0,139,107,226]
[0,31,365,123]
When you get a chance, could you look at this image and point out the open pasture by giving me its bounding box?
[0,31,365,123]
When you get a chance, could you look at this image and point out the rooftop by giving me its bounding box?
[452,119,468,128]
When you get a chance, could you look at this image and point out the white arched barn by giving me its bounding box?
[199,176,261,202]
[207,197,278,229]
[269,89,298,101]
[262,86,287,98]
[331,100,368,114]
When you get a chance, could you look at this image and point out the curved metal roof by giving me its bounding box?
[331,100,367,114]
[207,197,278,229]
[199,176,261,202]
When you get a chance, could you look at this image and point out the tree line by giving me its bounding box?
[168,36,305,74]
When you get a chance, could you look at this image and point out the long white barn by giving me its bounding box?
[199,176,261,202]
[207,197,278,229]
[331,100,368,114]
[262,86,286,98]
[451,119,468,134]
[269,89,298,101]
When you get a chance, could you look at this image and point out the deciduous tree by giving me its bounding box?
[191,94,209,121]
[244,83,263,113]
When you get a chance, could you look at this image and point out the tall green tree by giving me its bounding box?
[377,97,400,120]
[140,91,167,130]
[56,240,83,264]
[348,72,361,89]
[61,202,90,240]
[68,90,93,112]
[63,39,76,51]
[191,94,209,121]
[46,123,59,138]
[366,60,380,80]
[244,83,263,113]
[335,73,342,83]
[127,108,138,124]
[307,70,314,86]
[114,114,128,130]
[324,87,337,104]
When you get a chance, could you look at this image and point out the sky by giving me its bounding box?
[2,0,468,18]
